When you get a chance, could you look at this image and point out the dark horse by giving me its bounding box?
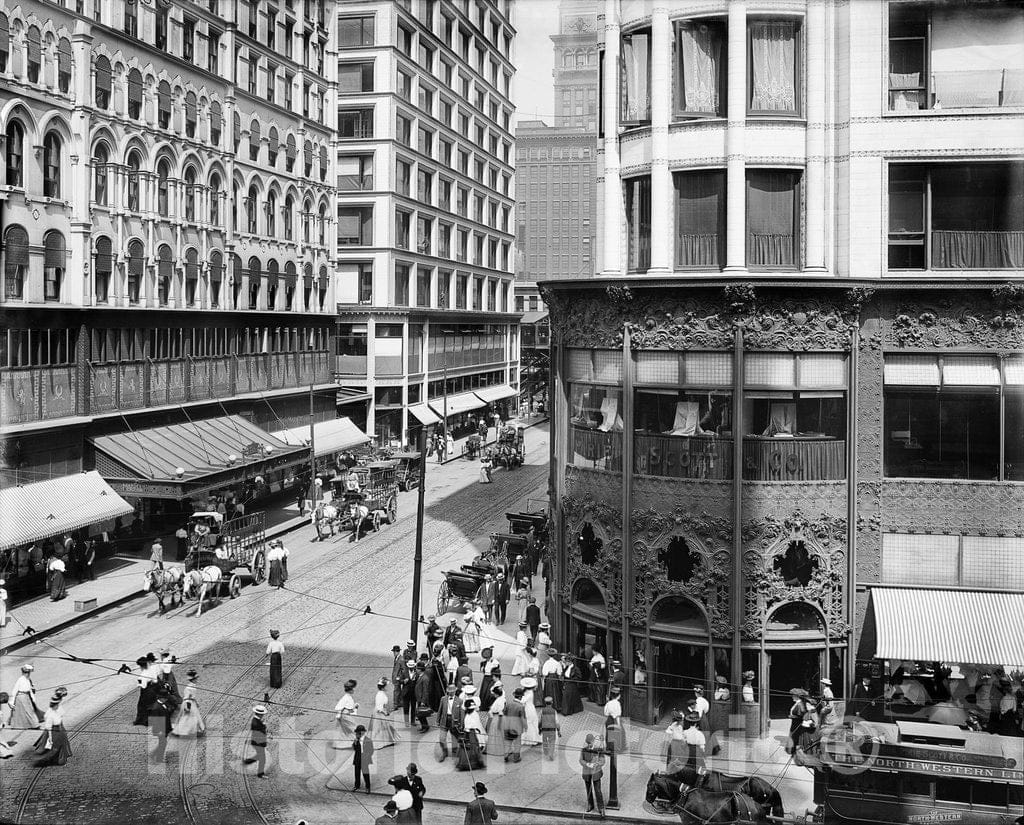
[675,788,768,824]
[646,766,784,819]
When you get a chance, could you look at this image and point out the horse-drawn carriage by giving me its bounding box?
[436,560,498,615]
[492,425,525,469]
[391,451,422,491]
[328,461,399,539]
[179,512,267,614]
[506,504,550,547]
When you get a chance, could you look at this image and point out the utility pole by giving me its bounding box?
[307,382,317,509]
[442,364,449,452]
[410,426,428,642]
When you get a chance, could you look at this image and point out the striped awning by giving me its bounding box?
[408,403,442,426]
[270,417,369,457]
[428,391,487,418]
[0,472,134,551]
[474,384,518,403]
[869,587,1024,669]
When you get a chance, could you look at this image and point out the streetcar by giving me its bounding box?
[815,720,1024,824]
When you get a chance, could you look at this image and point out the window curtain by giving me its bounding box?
[680,24,721,113]
[747,171,797,267]
[676,170,725,267]
[622,33,650,121]
[932,230,1024,269]
[627,176,651,271]
[750,21,796,111]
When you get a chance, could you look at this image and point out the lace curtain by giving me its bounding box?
[747,171,798,267]
[676,170,725,267]
[750,21,796,112]
[622,33,650,121]
[680,23,721,113]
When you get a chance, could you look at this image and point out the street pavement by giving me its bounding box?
[0,421,814,824]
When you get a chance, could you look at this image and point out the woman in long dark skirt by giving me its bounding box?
[266,629,284,688]
[559,654,584,716]
[133,656,158,726]
[454,699,486,770]
[48,556,67,601]
[34,693,73,767]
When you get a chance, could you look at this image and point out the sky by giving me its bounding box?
[511,0,562,126]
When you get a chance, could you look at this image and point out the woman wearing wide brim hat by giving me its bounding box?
[8,664,45,730]
[172,669,206,738]
[33,691,73,767]
[266,630,285,689]
[369,676,398,747]
[334,679,359,745]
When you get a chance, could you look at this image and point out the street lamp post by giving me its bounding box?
[409,426,428,642]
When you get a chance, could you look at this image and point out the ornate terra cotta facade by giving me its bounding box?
[545,280,1024,726]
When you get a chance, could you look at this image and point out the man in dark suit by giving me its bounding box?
[392,645,409,717]
[851,675,879,721]
[464,781,498,824]
[580,733,606,816]
[494,573,510,624]
[524,597,542,642]
[353,724,374,793]
[413,662,433,732]
[243,704,268,777]
[475,574,497,623]
[503,688,527,763]
[405,762,426,824]
[437,684,463,761]
[607,660,628,704]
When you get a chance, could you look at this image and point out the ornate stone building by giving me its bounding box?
[546,0,1024,726]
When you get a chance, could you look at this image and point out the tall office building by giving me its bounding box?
[333,0,520,447]
[0,1,338,527]
[544,0,1024,728]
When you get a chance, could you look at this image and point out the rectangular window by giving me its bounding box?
[416,215,432,253]
[625,176,651,271]
[416,267,431,307]
[417,127,433,157]
[397,115,412,146]
[338,14,374,47]
[398,71,412,102]
[337,155,373,191]
[182,18,196,62]
[888,162,1024,271]
[395,210,411,249]
[746,169,800,269]
[155,6,169,50]
[675,170,725,268]
[456,273,468,309]
[207,29,220,73]
[357,263,373,303]
[396,159,411,196]
[621,30,651,123]
[337,206,373,245]
[418,84,434,113]
[394,264,410,305]
[748,20,800,115]
[676,19,727,117]
[338,62,374,93]
[337,108,374,138]
[436,270,451,308]
[416,169,433,204]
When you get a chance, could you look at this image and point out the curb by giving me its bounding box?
[0,515,311,656]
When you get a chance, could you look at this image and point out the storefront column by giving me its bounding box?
[731,326,745,713]
[602,0,623,276]
[724,1,747,273]
[648,6,673,274]
[804,0,828,272]
[845,325,858,701]
[620,322,634,690]
[552,336,569,649]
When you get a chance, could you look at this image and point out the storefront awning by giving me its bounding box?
[428,391,487,418]
[520,310,548,325]
[0,471,134,551]
[270,417,369,457]
[868,587,1024,669]
[474,384,518,404]
[91,415,307,499]
[408,403,442,426]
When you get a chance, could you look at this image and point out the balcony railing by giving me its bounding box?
[570,425,623,472]
[742,436,846,481]
[634,433,732,479]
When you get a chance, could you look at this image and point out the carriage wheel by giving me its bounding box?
[436,580,450,615]
[371,511,382,531]
[385,495,397,524]
[228,574,241,599]
[251,550,267,585]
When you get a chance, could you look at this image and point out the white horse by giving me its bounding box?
[344,499,376,542]
[183,566,223,617]
[143,566,185,613]
[315,504,340,541]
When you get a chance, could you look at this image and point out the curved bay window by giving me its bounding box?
[742,352,847,480]
[567,349,623,471]
[634,350,733,479]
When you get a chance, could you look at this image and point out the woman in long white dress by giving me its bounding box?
[368,677,398,746]
[463,603,484,654]
[333,679,359,748]
[8,664,44,732]
[520,676,542,746]
[171,669,206,737]
[511,623,530,676]
[486,684,507,758]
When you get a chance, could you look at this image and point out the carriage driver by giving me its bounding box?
[343,468,362,501]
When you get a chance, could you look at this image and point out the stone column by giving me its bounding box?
[724,1,747,272]
[602,0,622,276]
[804,0,828,272]
[648,6,673,274]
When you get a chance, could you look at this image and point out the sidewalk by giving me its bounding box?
[0,509,308,655]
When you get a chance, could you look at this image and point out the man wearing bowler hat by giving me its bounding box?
[353,723,374,793]
[464,781,497,824]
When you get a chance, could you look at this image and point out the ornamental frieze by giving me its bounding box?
[884,295,1024,350]
[878,480,1024,537]
[740,298,858,351]
[561,492,623,622]
[740,510,849,641]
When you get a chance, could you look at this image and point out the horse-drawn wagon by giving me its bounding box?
[182,512,267,611]
[391,451,422,491]
[493,425,525,469]
[330,461,399,539]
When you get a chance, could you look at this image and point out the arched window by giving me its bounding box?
[232,111,241,151]
[185,92,197,138]
[43,230,66,302]
[303,139,312,176]
[5,121,24,187]
[246,185,258,234]
[303,199,312,242]
[302,262,313,310]
[267,128,279,166]
[283,195,294,240]
[0,13,9,74]
[157,244,173,305]
[42,133,62,198]
[127,69,143,119]
[26,26,41,83]
[209,250,223,308]
[183,167,197,221]
[94,236,113,304]
[284,260,297,310]
[57,39,72,93]
[285,134,297,172]
[158,81,172,129]
[576,50,586,68]
[209,99,222,146]
[249,119,260,162]
[232,183,240,231]
[318,202,327,246]
[247,255,261,309]
[3,225,29,299]
[184,248,199,306]
[156,159,171,217]
[125,151,141,210]
[92,143,109,205]
[658,537,700,583]
[773,541,817,587]
[266,259,279,308]
[317,265,328,308]
[578,522,602,566]
[94,55,111,108]
[126,239,144,303]
[209,173,221,225]
[266,191,277,235]
[563,51,573,68]
[319,145,328,182]
[230,252,243,308]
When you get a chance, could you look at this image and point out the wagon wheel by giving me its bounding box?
[385,494,398,524]
[437,580,451,615]
[228,573,242,599]
[371,510,382,531]
[251,550,266,585]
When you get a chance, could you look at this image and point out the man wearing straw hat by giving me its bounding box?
[243,705,269,777]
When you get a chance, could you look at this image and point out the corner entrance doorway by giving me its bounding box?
[768,649,822,718]
[649,595,710,719]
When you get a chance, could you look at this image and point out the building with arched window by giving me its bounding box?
[0,2,342,541]
[546,0,1024,732]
